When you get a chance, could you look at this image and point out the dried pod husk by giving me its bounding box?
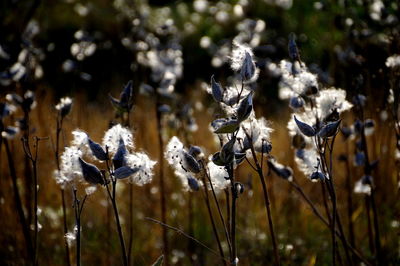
[240,52,256,81]
[187,176,200,191]
[288,33,299,61]
[361,175,373,185]
[88,138,107,161]
[211,118,228,131]
[211,75,223,102]
[254,140,272,154]
[310,171,325,181]
[352,94,366,107]
[109,95,122,112]
[113,138,127,169]
[294,116,316,137]
[114,166,139,179]
[22,91,35,112]
[0,102,13,119]
[353,119,363,135]
[212,152,225,166]
[78,158,104,185]
[237,93,253,122]
[354,152,365,167]
[158,104,171,113]
[6,93,23,105]
[318,119,341,138]
[214,119,240,134]
[234,152,247,165]
[292,134,306,149]
[235,182,244,195]
[189,145,202,158]
[2,126,19,139]
[220,137,236,164]
[183,151,201,173]
[119,80,134,111]
[340,126,352,139]
[369,159,379,171]
[289,96,305,109]
[324,108,339,123]
[267,159,293,181]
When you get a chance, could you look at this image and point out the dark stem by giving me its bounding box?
[127,184,134,265]
[73,189,86,266]
[370,189,381,264]
[155,95,169,265]
[244,129,280,266]
[55,116,71,266]
[365,196,375,256]
[145,217,228,262]
[320,181,332,225]
[358,105,382,263]
[290,180,372,266]
[344,143,356,250]
[61,189,71,266]
[111,180,128,266]
[187,192,195,263]
[202,161,232,259]
[201,175,227,266]
[227,164,237,264]
[225,189,231,236]
[4,139,34,261]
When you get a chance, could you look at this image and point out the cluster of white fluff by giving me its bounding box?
[207,160,230,191]
[54,124,156,190]
[385,54,400,68]
[125,152,157,186]
[278,59,353,180]
[278,60,319,100]
[165,136,196,191]
[315,88,353,121]
[102,124,134,154]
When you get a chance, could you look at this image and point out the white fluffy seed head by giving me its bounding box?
[386,54,400,68]
[207,160,229,191]
[55,97,73,111]
[56,146,83,188]
[230,41,254,72]
[294,148,319,178]
[315,88,353,120]
[125,152,157,186]
[102,124,134,154]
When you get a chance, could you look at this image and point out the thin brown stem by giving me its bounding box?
[244,129,280,266]
[155,95,169,265]
[4,139,34,261]
[145,217,229,262]
[201,160,232,257]
[201,175,227,266]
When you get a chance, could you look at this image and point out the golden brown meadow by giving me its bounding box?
[0,83,398,265]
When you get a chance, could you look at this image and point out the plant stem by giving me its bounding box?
[201,175,226,266]
[365,196,375,255]
[4,139,34,261]
[128,184,134,265]
[73,189,87,266]
[370,189,381,263]
[155,94,169,265]
[55,116,71,266]
[344,143,356,250]
[111,180,128,266]
[227,164,237,264]
[202,160,232,258]
[61,189,71,266]
[244,130,280,266]
[290,181,372,266]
